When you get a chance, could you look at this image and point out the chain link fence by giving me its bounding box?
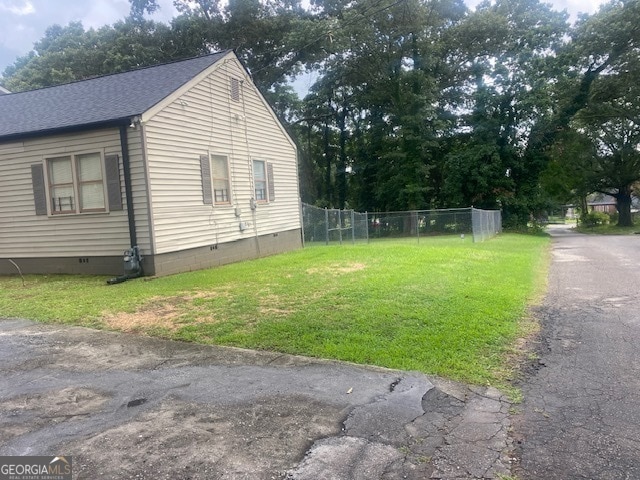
[302,204,502,245]
[302,204,369,244]
[471,207,503,243]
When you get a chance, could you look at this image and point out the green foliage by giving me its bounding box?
[575,222,638,235]
[580,211,610,228]
[540,1,640,228]
[2,20,179,92]
[0,234,549,386]
[2,0,640,228]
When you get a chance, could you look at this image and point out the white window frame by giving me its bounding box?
[210,153,232,205]
[253,159,268,203]
[44,151,108,215]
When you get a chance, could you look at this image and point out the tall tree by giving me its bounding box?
[527,0,640,219]
[548,75,640,226]
[304,0,467,212]
[2,19,176,92]
[540,0,640,226]
[444,0,569,223]
[131,0,328,91]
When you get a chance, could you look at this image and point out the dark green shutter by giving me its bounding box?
[200,154,213,205]
[105,154,123,211]
[31,164,47,216]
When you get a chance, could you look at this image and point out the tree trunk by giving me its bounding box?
[323,117,332,205]
[616,187,633,227]
[580,196,589,223]
[337,99,348,210]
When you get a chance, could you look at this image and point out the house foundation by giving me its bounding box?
[0,229,302,277]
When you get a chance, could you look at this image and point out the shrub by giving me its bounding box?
[581,211,610,227]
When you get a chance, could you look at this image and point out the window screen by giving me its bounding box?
[48,156,75,213]
[77,152,105,211]
[253,160,267,202]
[211,154,230,204]
[45,152,106,214]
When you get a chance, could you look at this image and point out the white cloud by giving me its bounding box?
[81,0,129,29]
[554,0,603,16]
[465,0,604,20]
[0,0,35,15]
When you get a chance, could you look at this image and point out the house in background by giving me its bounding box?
[564,193,640,219]
[0,50,302,277]
[0,86,10,95]
[587,193,618,214]
[586,193,640,215]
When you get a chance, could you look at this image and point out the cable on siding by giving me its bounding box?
[224,59,241,210]
[240,76,262,256]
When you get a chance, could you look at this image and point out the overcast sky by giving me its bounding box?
[0,0,606,78]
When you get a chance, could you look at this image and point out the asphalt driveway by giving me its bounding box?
[0,318,512,479]
[513,225,640,479]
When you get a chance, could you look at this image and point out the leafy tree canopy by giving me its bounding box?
[2,0,640,226]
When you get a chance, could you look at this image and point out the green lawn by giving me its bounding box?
[0,234,549,388]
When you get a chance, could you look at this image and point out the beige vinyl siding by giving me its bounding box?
[125,126,152,253]
[0,128,150,257]
[144,56,300,254]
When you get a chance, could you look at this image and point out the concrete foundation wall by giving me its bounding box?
[0,229,302,277]
[0,256,124,276]
[148,228,302,277]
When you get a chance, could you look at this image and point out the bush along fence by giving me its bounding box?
[302,204,502,245]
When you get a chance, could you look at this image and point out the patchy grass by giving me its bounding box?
[0,234,549,388]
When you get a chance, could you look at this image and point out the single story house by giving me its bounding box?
[588,194,618,214]
[0,50,302,277]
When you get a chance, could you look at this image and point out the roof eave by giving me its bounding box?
[0,117,135,144]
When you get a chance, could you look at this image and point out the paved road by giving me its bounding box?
[514,226,640,479]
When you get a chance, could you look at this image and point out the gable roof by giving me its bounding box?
[0,51,229,141]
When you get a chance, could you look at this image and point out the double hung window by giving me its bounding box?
[253,160,275,203]
[47,152,106,214]
[253,160,267,202]
[211,154,231,204]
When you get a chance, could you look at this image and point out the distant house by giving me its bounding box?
[588,194,618,214]
[585,193,640,215]
[0,51,302,276]
[0,86,10,95]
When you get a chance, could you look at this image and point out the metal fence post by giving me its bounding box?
[338,209,343,245]
[325,208,329,245]
[366,212,369,243]
[351,210,356,245]
[301,201,306,247]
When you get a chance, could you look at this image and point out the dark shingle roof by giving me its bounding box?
[0,51,229,140]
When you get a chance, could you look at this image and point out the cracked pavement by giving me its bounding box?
[0,318,513,479]
[513,225,640,479]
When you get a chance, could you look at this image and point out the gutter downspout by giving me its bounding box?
[107,124,143,285]
[119,124,137,247]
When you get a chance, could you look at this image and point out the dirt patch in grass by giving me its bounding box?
[102,291,230,333]
[259,294,296,316]
[306,262,366,276]
[498,315,543,401]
